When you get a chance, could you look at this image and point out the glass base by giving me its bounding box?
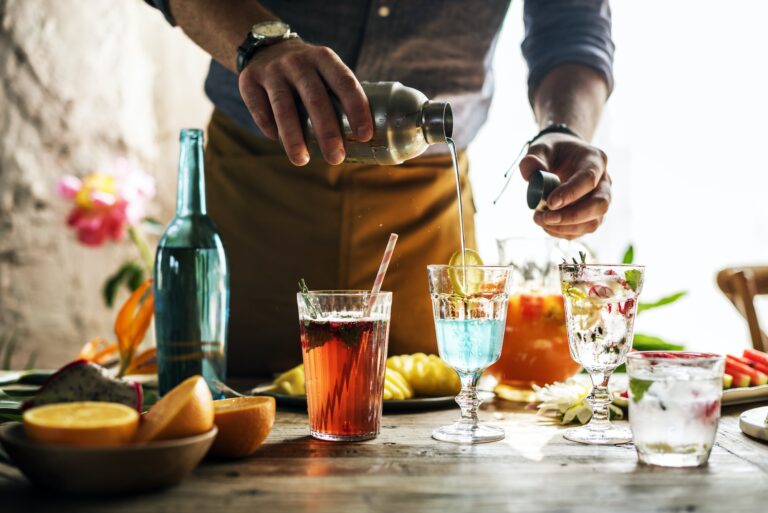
[310,430,377,442]
[432,422,505,444]
[637,448,711,468]
[564,424,632,445]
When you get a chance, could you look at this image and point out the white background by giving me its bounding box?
[468,1,768,353]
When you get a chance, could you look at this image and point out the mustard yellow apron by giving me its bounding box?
[205,110,476,377]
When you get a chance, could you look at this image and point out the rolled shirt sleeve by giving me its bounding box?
[144,0,176,26]
[522,0,615,102]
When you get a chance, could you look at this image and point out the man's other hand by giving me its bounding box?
[520,133,611,240]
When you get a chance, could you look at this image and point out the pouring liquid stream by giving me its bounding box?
[446,137,467,289]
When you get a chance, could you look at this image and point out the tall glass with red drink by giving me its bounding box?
[297,291,392,441]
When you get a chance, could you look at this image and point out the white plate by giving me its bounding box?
[723,384,768,406]
[739,406,768,441]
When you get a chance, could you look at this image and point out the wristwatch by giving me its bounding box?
[236,21,298,74]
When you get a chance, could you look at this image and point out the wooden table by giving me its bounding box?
[2,400,768,513]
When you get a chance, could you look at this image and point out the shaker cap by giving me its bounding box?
[527,170,561,210]
[421,101,453,144]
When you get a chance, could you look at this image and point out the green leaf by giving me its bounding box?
[622,244,634,264]
[0,412,22,424]
[629,378,653,402]
[638,291,687,314]
[298,279,319,319]
[633,333,685,351]
[624,269,641,292]
[0,385,38,398]
[17,370,54,385]
[102,261,145,307]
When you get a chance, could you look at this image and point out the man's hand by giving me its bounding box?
[238,39,373,166]
[519,133,610,240]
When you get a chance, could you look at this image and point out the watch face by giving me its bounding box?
[252,21,289,38]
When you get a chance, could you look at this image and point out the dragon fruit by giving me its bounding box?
[22,359,143,412]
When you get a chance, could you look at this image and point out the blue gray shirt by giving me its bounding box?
[147,0,614,150]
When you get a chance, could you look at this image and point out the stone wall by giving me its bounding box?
[0,0,212,367]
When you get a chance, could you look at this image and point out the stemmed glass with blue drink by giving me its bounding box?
[427,264,512,444]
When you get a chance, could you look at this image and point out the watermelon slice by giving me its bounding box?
[728,354,753,366]
[726,358,767,386]
[751,360,768,376]
[743,348,768,367]
[725,368,751,388]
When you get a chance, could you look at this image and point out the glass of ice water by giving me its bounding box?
[626,352,725,467]
[559,263,645,444]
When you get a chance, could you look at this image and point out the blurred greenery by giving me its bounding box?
[623,243,687,351]
[622,244,634,265]
[0,331,37,371]
[102,260,145,307]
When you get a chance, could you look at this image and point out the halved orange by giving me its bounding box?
[23,401,139,447]
[208,396,276,459]
[133,375,214,443]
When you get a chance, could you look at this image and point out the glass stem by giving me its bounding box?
[587,371,612,429]
[456,372,482,427]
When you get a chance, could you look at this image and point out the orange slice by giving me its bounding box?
[133,375,214,443]
[208,396,276,459]
[23,401,139,447]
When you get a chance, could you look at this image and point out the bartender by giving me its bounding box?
[145,0,615,376]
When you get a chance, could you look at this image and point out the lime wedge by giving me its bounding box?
[448,249,484,296]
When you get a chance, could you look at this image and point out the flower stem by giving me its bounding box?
[128,224,154,275]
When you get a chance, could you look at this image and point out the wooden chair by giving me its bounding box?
[717,267,768,352]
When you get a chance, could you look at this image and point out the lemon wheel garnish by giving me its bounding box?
[448,249,484,295]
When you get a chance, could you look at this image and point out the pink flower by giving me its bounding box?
[57,159,155,247]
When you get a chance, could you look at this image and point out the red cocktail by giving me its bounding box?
[297,291,391,441]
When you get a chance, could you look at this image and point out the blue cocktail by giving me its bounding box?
[427,264,512,444]
[434,319,504,373]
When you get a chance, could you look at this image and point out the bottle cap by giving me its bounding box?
[421,101,453,144]
[527,170,561,211]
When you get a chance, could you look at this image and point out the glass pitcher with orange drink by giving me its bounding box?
[486,238,587,398]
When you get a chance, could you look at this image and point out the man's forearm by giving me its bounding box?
[169,0,278,72]
[532,64,609,142]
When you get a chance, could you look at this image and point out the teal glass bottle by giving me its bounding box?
[154,129,228,397]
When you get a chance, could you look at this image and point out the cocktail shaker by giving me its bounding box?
[300,81,452,165]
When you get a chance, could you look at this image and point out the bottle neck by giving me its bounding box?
[176,129,206,216]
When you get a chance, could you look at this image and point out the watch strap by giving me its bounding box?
[528,123,582,145]
[236,29,298,74]
[236,32,259,74]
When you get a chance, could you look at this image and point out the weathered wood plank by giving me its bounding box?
[1,401,767,513]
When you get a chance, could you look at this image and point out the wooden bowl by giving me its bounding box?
[0,422,216,496]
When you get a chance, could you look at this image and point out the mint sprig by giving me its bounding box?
[298,278,320,320]
[624,269,641,292]
[629,378,653,402]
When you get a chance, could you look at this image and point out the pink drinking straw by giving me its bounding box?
[366,233,398,316]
